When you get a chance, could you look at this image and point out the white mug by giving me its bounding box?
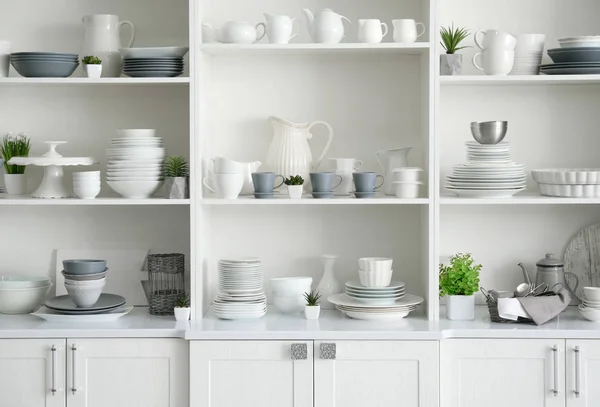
[473,50,515,76]
[264,14,299,44]
[203,173,244,199]
[0,40,10,78]
[474,30,517,51]
[392,19,425,43]
[514,33,545,54]
[357,19,388,44]
[207,157,242,174]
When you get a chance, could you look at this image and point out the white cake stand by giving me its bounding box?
[8,141,96,198]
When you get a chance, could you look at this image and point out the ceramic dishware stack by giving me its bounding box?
[72,171,101,199]
[392,167,423,198]
[532,169,600,197]
[214,258,266,319]
[206,157,261,196]
[352,172,385,199]
[510,34,545,75]
[358,257,394,287]
[0,276,52,314]
[542,37,600,75]
[120,47,188,77]
[62,260,108,308]
[10,52,79,78]
[270,277,313,314]
[579,287,600,322]
[106,129,165,199]
[344,280,406,305]
[204,157,246,199]
[310,172,342,199]
[472,30,517,75]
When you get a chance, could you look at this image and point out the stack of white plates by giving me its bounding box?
[214,258,266,320]
[510,51,543,75]
[345,280,405,305]
[446,142,527,198]
[328,293,423,321]
[106,129,165,199]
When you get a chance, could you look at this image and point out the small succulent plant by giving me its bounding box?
[440,24,470,54]
[163,156,189,178]
[175,293,190,308]
[304,290,321,306]
[284,175,304,186]
[82,55,102,65]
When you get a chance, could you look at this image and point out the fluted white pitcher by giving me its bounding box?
[265,117,334,187]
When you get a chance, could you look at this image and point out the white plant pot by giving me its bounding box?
[4,173,26,195]
[446,294,475,320]
[84,64,103,79]
[287,184,303,198]
[174,307,191,321]
[304,305,320,320]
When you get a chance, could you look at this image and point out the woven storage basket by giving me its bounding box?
[148,253,185,315]
[481,288,533,324]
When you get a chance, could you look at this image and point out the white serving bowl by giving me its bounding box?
[65,277,106,287]
[358,257,393,272]
[107,180,162,199]
[0,275,51,289]
[392,167,423,182]
[106,177,162,182]
[273,295,305,314]
[116,129,157,138]
[73,185,101,199]
[579,305,600,322]
[270,277,313,297]
[393,181,422,199]
[73,171,101,178]
[0,284,52,314]
[65,281,105,308]
[584,287,600,302]
[358,269,393,288]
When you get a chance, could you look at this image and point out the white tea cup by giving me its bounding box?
[473,50,515,76]
[203,173,244,199]
[357,19,388,44]
[392,19,425,43]
[0,40,10,78]
[207,157,243,174]
[474,29,517,51]
[264,14,299,44]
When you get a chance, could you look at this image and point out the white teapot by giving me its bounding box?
[302,8,351,44]
[202,21,266,44]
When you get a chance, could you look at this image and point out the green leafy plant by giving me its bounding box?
[303,290,321,306]
[440,24,470,54]
[1,133,30,175]
[284,175,304,186]
[82,55,102,65]
[175,293,190,308]
[163,156,189,178]
[439,253,481,296]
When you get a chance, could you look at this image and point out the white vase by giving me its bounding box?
[304,305,320,320]
[84,64,103,78]
[287,184,303,198]
[316,254,341,310]
[446,294,475,320]
[174,307,190,321]
[4,174,26,195]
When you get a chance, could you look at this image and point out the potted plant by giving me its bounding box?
[1,133,30,195]
[303,290,321,320]
[439,253,481,320]
[163,156,189,199]
[440,24,470,75]
[82,55,102,78]
[284,175,304,199]
[174,293,191,321]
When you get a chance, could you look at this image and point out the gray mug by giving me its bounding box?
[251,172,284,193]
[353,172,385,192]
[310,172,342,192]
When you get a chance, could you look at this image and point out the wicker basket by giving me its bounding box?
[147,253,185,315]
[481,288,533,324]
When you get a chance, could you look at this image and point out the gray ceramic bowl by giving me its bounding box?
[470,121,508,145]
[11,60,79,78]
[547,47,600,64]
[62,260,107,275]
[61,270,107,281]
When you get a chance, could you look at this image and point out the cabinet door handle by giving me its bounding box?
[552,345,559,397]
[320,343,336,360]
[290,343,307,360]
[51,345,58,395]
[71,344,79,395]
[574,346,581,398]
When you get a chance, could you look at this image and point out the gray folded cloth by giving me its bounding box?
[517,288,571,325]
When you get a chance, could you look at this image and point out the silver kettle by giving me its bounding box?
[527,254,579,300]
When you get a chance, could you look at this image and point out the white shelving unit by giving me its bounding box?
[0,78,190,85]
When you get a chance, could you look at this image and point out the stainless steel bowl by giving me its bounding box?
[470,121,508,144]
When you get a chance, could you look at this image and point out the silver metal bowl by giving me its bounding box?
[470,121,508,145]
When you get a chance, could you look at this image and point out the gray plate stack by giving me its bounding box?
[10,52,79,77]
[543,37,600,75]
[123,57,184,78]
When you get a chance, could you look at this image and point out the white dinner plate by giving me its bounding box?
[341,309,410,320]
[446,187,526,198]
[33,306,133,322]
[345,280,405,291]
[328,293,423,308]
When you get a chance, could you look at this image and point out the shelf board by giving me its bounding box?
[202,196,429,205]
[440,75,600,86]
[0,77,190,85]
[441,193,600,205]
[200,43,430,56]
[0,196,191,206]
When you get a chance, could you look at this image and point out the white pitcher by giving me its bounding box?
[265,117,334,187]
[82,14,135,77]
[376,147,412,195]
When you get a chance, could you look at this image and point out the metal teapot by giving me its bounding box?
[518,254,579,301]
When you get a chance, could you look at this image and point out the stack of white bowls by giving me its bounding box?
[0,276,52,314]
[62,260,107,308]
[511,34,545,75]
[358,257,393,287]
[73,171,101,199]
[270,277,313,314]
[106,129,165,199]
[392,167,424,198]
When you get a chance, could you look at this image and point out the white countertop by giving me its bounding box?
[1,306,599,340]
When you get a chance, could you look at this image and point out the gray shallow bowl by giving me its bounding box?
[11,60,79,78]
[470,121,508,145]
[547,47,600,63]
[62,260,107,275]
[61,270,107,281]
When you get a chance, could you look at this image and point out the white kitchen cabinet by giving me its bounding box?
[441,339,565,407]
[566,340,600,406]
[314,340,438,407]
[0,339,65,407]
[190,341,313,407]
[66,338,188,407]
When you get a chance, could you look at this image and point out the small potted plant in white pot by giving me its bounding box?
[1,133,30,195]
[163,156,189,199]
[303,290,321,320]
[82,55,102,78]
[284,175,304,199]
[440,253,481,320]
[174,293,191,321]
[440,24,470,75]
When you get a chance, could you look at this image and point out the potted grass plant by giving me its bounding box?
[284,175,304,199]
[440,24,470,75]
[174,293,191,321]
[82,55,102,78]
[1,133,30,195]
[304,290,321,320]
[163,156,189,199]
[440,253,481,320]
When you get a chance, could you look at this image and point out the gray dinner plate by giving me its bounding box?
[11,52,79,58]
[124,57,183,62]
[123,64,184,69]
[541,67,600,75]
[547,47,600,63]
[45,293,126,312]
[44,305,127,315]
[541,62,600,69]
[124,71,183,77]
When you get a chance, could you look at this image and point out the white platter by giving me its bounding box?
[32,306,133,322]
[328,293,423,308]
[446,187,525,198]
[341,309,410,320]
[119,46,189,58]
